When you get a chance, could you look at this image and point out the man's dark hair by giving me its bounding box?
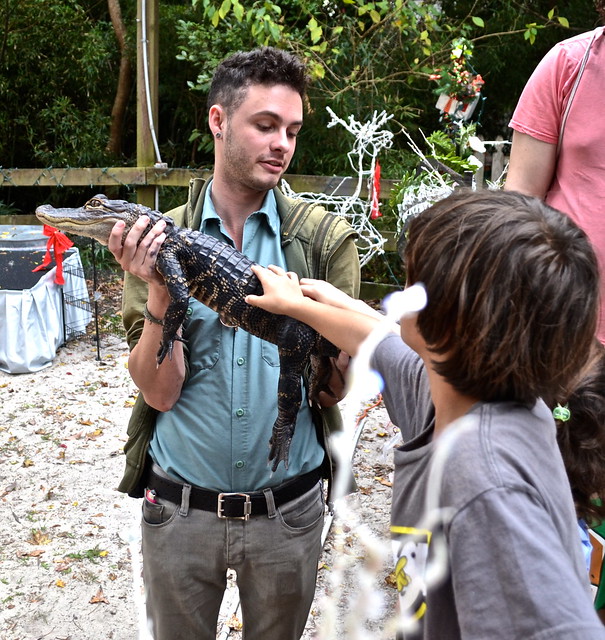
[402,188,599,405]
[596,0,605,24]
[207,46,309,114]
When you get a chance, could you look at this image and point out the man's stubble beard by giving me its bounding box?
[223,128,286,193]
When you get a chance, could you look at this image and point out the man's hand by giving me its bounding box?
[107,216,167,286]
[316,350,351,407]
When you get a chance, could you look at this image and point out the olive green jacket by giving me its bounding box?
[118,178,360,498]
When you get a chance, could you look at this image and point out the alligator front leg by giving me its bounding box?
[157,297,189,364]
[155,249,190,365]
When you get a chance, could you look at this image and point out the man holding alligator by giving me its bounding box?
[107,47,360,639]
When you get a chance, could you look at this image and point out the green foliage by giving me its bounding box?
[0,201,20,216]
[65,545,107,563]
[431,122,485,170]
[0,0,601,219]
[182,0,595,177]
[387,123,483,222]
[361,248,406,292]
[0,0,117,168]
[439,0,596,137]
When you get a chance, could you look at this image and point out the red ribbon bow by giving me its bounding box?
[370,159,382,220]
[32,225,74,285]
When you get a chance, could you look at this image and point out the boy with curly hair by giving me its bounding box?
[247,189,605,638]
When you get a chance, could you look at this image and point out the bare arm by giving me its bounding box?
[504,130,557,198]
[108,217,186,411]
[298,277,385,406]
[246,265,392,357]
[299,277,384,319]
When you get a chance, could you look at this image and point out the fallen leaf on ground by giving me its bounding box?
[55,562,72,573]
[90,588,109,604]
[27,530,51,545]
[16,549,45,558]
[374,476,392,487]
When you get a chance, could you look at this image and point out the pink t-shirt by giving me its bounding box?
[509,28,605,340]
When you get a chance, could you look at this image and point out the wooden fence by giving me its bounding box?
[0,168,397,200]
[0,134,509,197]
[0,145,509,300]
[472,136,510,186]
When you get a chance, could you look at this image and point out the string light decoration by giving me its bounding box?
[281,107,394,267]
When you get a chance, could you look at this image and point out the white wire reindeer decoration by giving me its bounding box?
[281,107,394,267]
[394,128,458,236]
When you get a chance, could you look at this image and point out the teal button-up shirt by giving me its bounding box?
[149,184,325,492]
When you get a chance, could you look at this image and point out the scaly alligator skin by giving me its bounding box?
[36,194,340,472]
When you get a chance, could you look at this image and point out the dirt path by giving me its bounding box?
[0,333,398,639]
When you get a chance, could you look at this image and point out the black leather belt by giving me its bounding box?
[146,466,322,520]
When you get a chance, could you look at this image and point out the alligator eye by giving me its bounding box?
[85,194,108,209]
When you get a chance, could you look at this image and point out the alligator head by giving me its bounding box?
[35,194,169,245]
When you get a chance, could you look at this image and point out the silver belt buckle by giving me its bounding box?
[217,492,252,520]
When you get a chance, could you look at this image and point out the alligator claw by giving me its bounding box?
[156,342,172,365]
[156,335,186,365]
[268,425,294,472]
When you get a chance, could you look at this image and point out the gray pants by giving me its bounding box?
[141,478,325,640]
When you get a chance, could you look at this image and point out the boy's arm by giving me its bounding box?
[246,264,392,357]
[299,277,384,319]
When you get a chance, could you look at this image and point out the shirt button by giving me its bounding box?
[186,306,193,316]
[235,408,245,417]
[237,357,246,366]
[235,460,245,469]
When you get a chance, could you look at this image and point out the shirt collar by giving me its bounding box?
[200,180,280,237]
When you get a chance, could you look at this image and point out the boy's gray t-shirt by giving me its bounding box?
[372,333,604,639]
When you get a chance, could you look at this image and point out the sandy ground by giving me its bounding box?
[0,329,399,639]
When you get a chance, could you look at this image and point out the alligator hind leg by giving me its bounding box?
[267,326,313,471]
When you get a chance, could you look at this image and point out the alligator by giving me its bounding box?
[36,194,341,472]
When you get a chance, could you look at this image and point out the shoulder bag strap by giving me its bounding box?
[557,30,598,156]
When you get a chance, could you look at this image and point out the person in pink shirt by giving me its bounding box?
[506,1,605,341]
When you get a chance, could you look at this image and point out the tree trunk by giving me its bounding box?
[106,0,132,158]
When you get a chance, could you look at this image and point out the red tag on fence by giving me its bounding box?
[370,160,382,220]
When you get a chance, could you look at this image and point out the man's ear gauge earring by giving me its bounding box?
[215,132,222,139]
